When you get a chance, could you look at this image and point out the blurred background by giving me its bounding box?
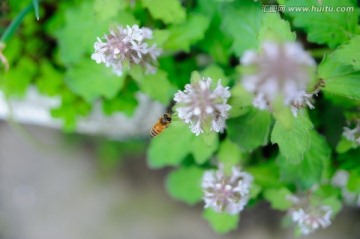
[0,121,359,239]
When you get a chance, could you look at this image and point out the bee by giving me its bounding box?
[150,113,172,137]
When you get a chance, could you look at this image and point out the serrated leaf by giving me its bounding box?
[277,131,331,189]
[191,133,219,164]
[203,208,239,234]
[285,0,359,48]
[147,121,193,168]
[258,13,296,43]
[165,166,204,205]
[65,59,124,102]
[319,55,360,100]
[332,35,360,71]
[228,108,272,152]
[264,188,293,210]
[141,0,186,24]
[164,13,210,52]
[271,114,313,163]
[220,0,263,56]
[56,2,107,64]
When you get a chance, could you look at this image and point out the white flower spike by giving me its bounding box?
[240,41,317,117]
[202,165,253,215]
[332,169,360,207]
[91,25,162,76]
[174,77,231,136]
[342,123,360,145]
[287,194,333,235]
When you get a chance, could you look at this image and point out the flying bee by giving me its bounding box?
[150,113,172,137]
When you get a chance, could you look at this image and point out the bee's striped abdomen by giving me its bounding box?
[150,127,161,137]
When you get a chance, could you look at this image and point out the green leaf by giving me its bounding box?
[321,196,343,215]
[271,114,313,164]
[141,0,186,24]
[203,208,239,234]
[336,137,358,153]
[198,15,232,65]
[93,0,127,21]
[36,61,64,96]
[191,133,219,165]
[102,83,139,117]
[332,35,360,71]
[159,56,197,89]
[249,183,261,199]
[190,71,202,84]
[217,138,243,168]
[220,0,263,56]
[65,59,124,102]
[2,37,21,66]
[258,13,296,43]
[56,2,106,64]
[228,108,272,152]
[285,0,359,48]
[348,169,360,193]
[319,55,360,100]
[164,13,210,52]
[277,131,331,189]
[201,64,229,86]
[228,82,253,118]
[148,29,171,48]
[114,10,139,25]
[147,121,193,168]
[264,188,293,210]
[2,57,36,97]
[134,69,175,104]
[271,97,295,130]
[165,166,204,205]
[247,161,282,188]
[32,0,39,20]
[51,91,92,131]
[196,0,218,16]
[337,149,360,169]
